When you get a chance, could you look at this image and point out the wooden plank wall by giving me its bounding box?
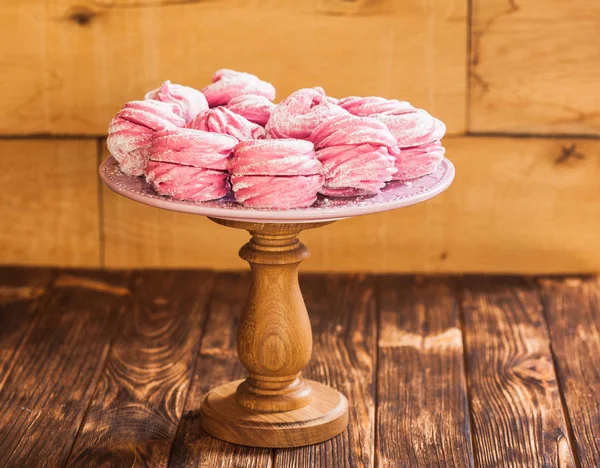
[1,0,598,272]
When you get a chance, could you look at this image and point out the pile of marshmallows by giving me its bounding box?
[107,69,446,209]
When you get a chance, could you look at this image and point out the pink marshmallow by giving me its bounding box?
[231,174,324,209]
[145,160,229,202]
[230,139,322,176]
[145,80,209,123]
[107,100,185,176]
[202,69,276,107]
[229,138,323,208]
[378,109,446,148]
[265,88,349,140]
[310,115,400,153]
[150,127,238,170]
[393,141,446,181]
[338,96,414,117]
[316,144,397,196]
[226,95,276,126]
[378,109,446,180]
[310,115,398,196]
[188,106,265,141]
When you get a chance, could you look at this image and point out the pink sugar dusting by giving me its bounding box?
[145,160,229,202]
[188,106,265,141]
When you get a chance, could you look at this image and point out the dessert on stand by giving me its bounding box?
[100,70,455,447]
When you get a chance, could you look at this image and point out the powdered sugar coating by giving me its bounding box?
[378,109,446,148]
[202,69,276,107]
[338,96,414,117]
[188,106,265,141]
[393,141,446,181]
[114,100,185,130]
[107,100,185,176]
[231,174,324,209]
[230,139,322,176]
[145,161,229,202]
[316,144,397,195]
[144,80,209,123]
[310,115,398,196]
[378,109,446,181]
[310,115,400,153]
[265,88,349,140]
[226,95,276,126]
[150,127,238,170]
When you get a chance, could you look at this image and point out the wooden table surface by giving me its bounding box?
[0,268,598,467]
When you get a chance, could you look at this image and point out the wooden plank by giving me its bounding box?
[103,137,600,273]
[470,0,600,135]
[274,274,376,467]
[376,276,473,467]
[0,270,130,468]
[0,139,100,267]
[538,277,600,466]
[168,272,273,467]
[460,277,576,467]
[0,0,466,135]
[65,271,214,467]
[0,268,54,391]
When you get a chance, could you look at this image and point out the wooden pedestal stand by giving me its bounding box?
[199,219,348,447]
[100,155,454,449]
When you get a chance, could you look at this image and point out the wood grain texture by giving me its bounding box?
[460,277,576,467]
[0,139,100,267]
[201,379,347,449]
[0,267,54,391]
[215,221,320,414]
[0,270,130,468]
[3,267,600,466]
[537,277,600,467]
[470,0,600,135]
[377,276,473,467]
[168,273,273,467]
[103,137,600,273]
[274,274,377,467]
[200,221,348,448]
[0,0,466,135]
[65,271,214,467]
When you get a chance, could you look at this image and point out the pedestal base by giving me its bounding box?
[200,379,348,448]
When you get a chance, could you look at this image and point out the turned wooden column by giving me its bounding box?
[200,218,348,448]
[235,226,313,412]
